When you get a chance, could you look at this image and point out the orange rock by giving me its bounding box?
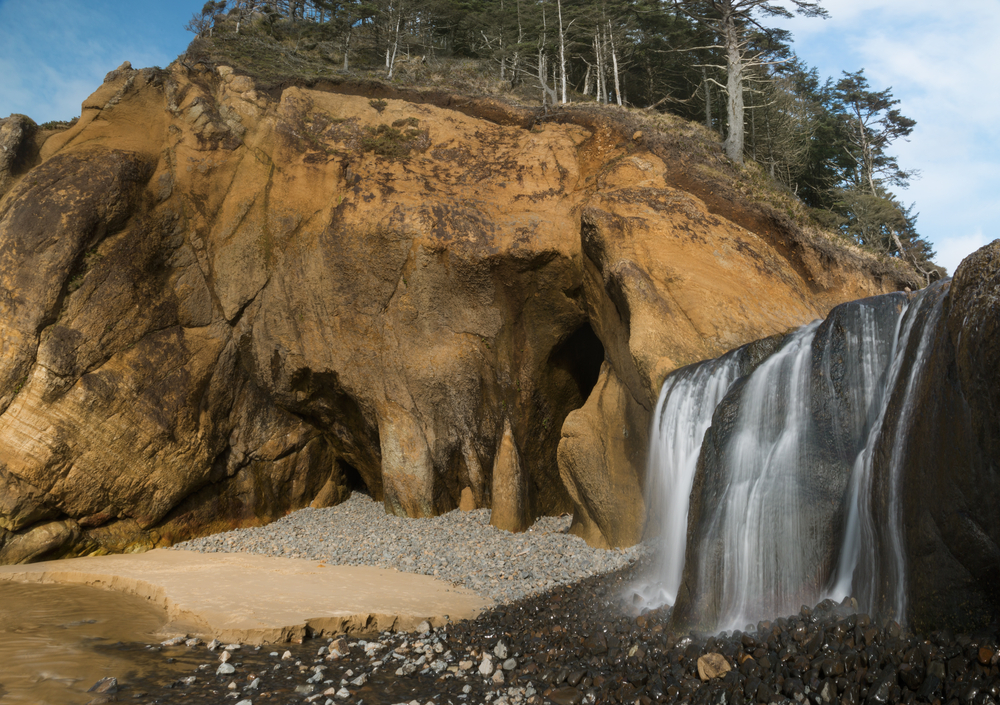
[697,653,731,681]
[0,60,919,561]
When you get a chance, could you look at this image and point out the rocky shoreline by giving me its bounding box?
[80,494,1000,705]
[171,493,645,606]
[102,560,1000,705]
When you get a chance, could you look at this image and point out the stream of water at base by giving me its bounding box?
[0,581,186,704]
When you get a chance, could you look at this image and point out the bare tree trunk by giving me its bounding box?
[538,51,558,106]
[594,33,605,103]
[343,28,351,71]
[609,21,622,106]
[499,0,506,81]
[557,0,567,104]
[703,67,712,129]
[722,10,745,163]
[583,63,592,97]
[387,9,402,79]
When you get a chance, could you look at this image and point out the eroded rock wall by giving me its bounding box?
[0,61,915,561]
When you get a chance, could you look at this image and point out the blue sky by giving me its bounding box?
[0,0,995,275]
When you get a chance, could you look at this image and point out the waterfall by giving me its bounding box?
[829,283,948,619]
[708,323,821,632]
[635,352,742,610]
[645,283,949,632]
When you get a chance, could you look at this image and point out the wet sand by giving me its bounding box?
[0,548,492,645]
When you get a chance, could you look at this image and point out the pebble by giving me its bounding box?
[171,492,644,604]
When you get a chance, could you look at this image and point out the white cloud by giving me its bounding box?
[770,0,1000,272]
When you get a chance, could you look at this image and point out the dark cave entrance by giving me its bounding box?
[549,322,605,403]
[525,321,606,515]
[335,458,370,497]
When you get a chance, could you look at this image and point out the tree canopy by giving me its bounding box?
[186,0,945,281]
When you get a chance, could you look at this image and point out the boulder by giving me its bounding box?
[697,653,731,681]
[0,519,80,564]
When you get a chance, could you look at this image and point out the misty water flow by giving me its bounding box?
[639,283,948,632]
[829,284,948,618]
[635,352,742,608]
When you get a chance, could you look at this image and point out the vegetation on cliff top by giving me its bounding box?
[181,0,942,285]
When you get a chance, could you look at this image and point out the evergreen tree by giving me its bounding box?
[671,0,827,163]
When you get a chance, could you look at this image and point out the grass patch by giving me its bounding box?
[361,122,427,160]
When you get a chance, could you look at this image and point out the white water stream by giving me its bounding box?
[640,352,742,607]
[639,283,948,631]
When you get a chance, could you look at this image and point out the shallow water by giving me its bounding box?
[0,581,178,704]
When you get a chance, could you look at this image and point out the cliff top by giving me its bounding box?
[177,23,921,291]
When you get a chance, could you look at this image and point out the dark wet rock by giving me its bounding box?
[547,685,584,705]
[898,240,1000,632]
[98,556,1000,705]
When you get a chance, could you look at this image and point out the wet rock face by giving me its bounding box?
[0,61,910,561]
[808,293,908,465]
[899,239,1000,632]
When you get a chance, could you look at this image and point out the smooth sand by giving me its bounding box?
[0,549,492,644]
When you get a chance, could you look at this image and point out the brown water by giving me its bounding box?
[0,581,186,704]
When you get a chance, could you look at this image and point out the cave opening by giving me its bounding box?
[549,322,605,403]
[335,458,370,497]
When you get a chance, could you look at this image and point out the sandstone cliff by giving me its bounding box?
[0,58,919,562]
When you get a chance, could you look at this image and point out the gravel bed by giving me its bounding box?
[171,492,646,605]
[104,559,1000,705]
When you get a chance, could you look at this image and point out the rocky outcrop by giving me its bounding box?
[0,114,38,199]
[0,59,916,562]
[898,240,1000,631]
[664,240,1000,633]
[490,420,531,533]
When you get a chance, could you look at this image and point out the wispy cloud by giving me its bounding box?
[0,0,197,122]
[772,0,999,271]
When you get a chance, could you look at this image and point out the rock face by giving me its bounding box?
[0,60,916,562]
[667,241,1000,633]
[897,240,1000,631]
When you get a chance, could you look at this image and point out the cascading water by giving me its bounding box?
[642,282,950,633]
[637,352,742,608]
[828,283,949,620]
[707,322,822,632]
